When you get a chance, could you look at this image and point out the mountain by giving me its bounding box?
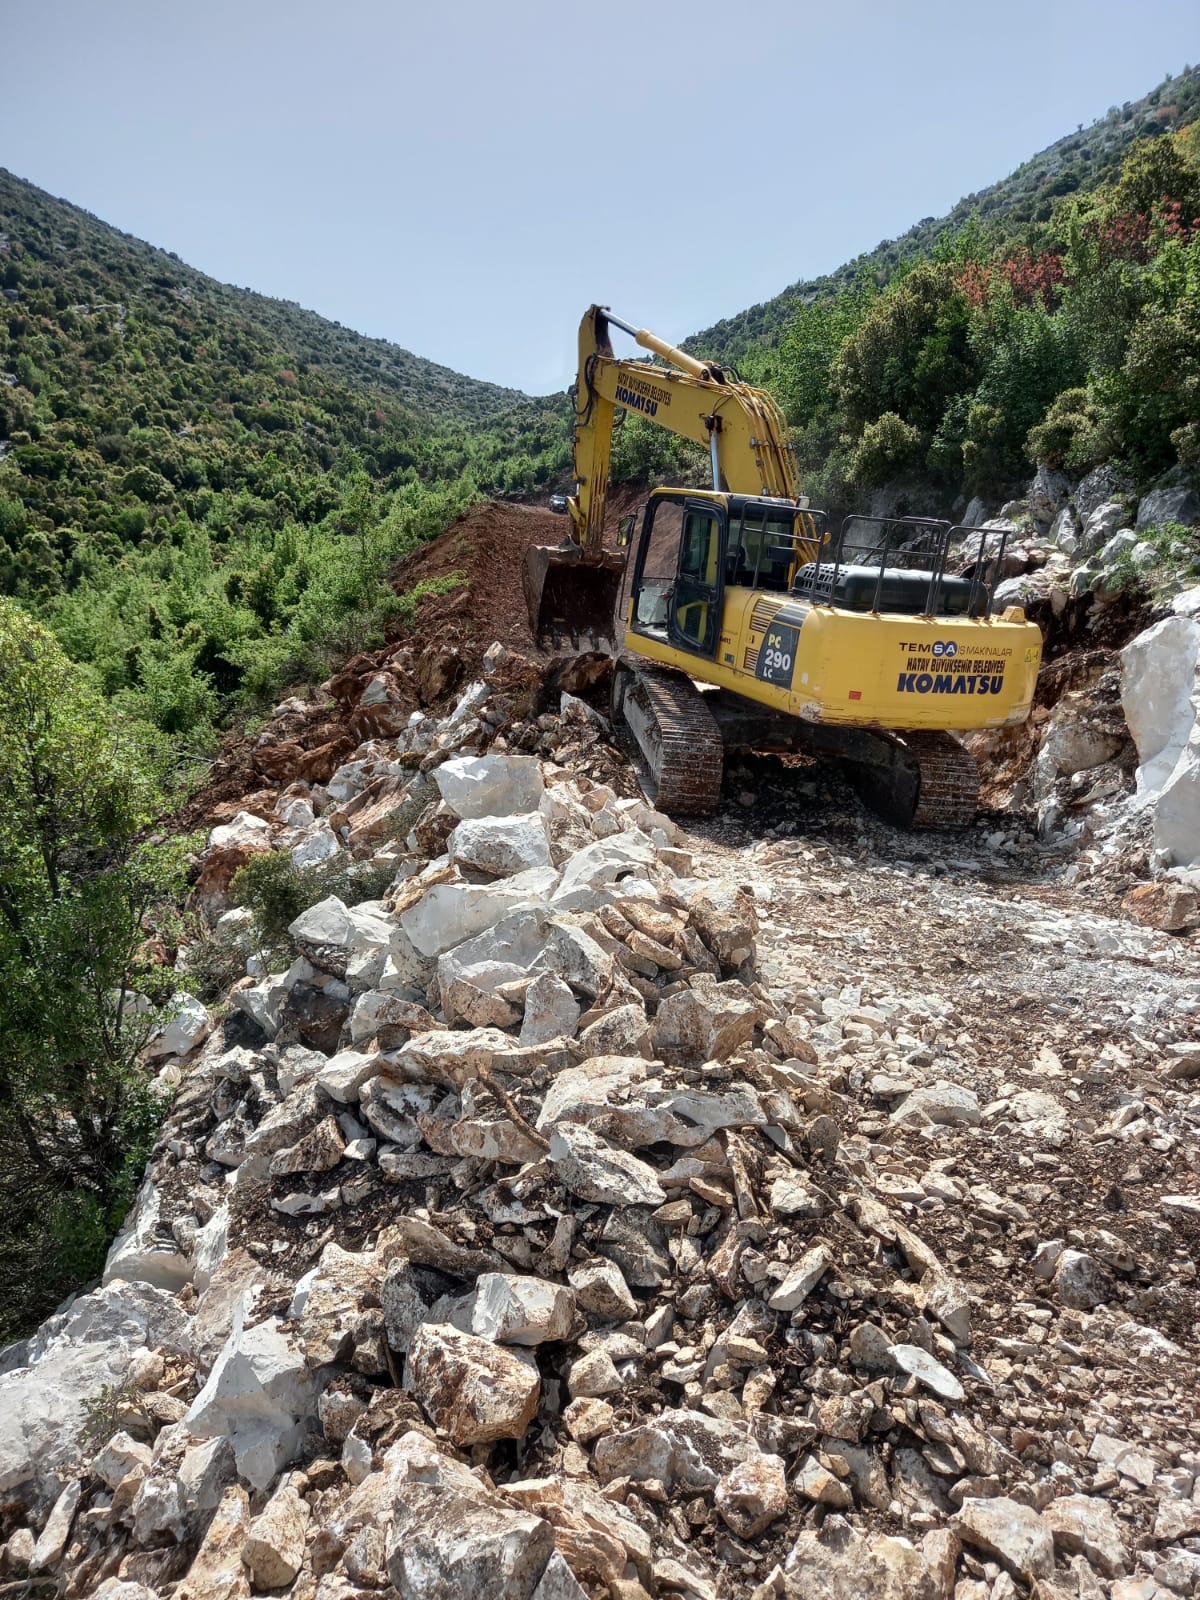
[687,66,1200,366]
[0,170,570,737]
[0,168,526,426]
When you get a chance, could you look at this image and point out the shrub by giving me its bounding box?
[0,601,186,1342]
[231,848,399,960]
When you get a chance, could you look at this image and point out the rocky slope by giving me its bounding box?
[1,610,1199,1600]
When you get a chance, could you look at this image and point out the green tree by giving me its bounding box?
[0,601,186,1339]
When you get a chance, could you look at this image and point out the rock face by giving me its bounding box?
[13,626,1200,1600]
[1121,615,1200,864]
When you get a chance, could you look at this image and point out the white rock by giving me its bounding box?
[30,1478,81,1572]
[103,1175,192,1292]
[567,1347,622,1398]
[143,992,211,1060]
[0,1280,190,1505]
[889,1342,964,1401]
[891,1081,981,1127]
[386,1473,554,1599]
[1121,616,1200,795]
[208,811,273,851]
[954,1496,1054,1584]
[567,1259,638,1321]
[401,869,556,958]
[91,1430,152,1491]
[1044,1493,1128,1577]
[520,972,581,1046]
[593,1407,760,1492]
[548,1122,666,1207]
[767,1245,833,1312]
[715,1452,788,1538]
[186,1302,318,1490]
[434,753,545,819]
[1079,500,1128,560]
[274,794,315,828]
[288,820,342,869]
[449,812,552,876]
[242,1479,310,1588]
[406,1323,540,1445]
[288,895,394,980]
[467,1274,576,1346]
[131,1429,235,1546]
[317,1047,381,1103]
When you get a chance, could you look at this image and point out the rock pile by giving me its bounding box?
[3,633,1200,1600]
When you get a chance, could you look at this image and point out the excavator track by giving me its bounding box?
[902,730,981,829]
[842,728,980,830]
[611,660,724,815]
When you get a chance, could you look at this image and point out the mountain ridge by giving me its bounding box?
[0,167,530,425]
[685,64,1200,366]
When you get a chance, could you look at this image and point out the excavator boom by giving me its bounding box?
[523,306,799,647]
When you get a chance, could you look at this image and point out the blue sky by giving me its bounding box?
[2,0,1197,394]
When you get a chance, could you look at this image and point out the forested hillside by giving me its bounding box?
[689,66,1200,364]
[614,68,1198,519]
[0,169,570,741]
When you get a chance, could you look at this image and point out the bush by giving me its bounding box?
[848,412,922,486]
[0,601,186,1342]
[231,848,399,959]
[1026,387,1112,473]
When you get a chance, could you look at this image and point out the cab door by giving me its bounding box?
[669,498,726,659]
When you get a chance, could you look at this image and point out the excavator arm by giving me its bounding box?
[569,306,799,559]
[523,306,800,646]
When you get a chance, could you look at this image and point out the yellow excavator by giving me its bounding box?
[523,306,1042,827]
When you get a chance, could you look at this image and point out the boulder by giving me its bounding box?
[466,1273,576,1346]
[519,972,580,1046]
[593,1408,760,1493]
[1078,500,1130,561]
[1075,465,1133,523]
[144,993,211,1060]
[784,1515,938,1600]
[1154,728,1200,867]
[174,1482,250,1600]
[1137,485,1200,530]
[1044,1493,1128,1577]
[434,753,545,820]
[1053,1248,1114,1310]
[685,880,758,968]
[891,1081,981,1127]
[448,813,552,877]
[652,976,760,1064]
[185,1303,318,1490]
[954,1495,1055,1585]
[1050,503,1080,554]
[766,1245,833,1313]
[387,1480,555,1600]
[1028,465,1071,528]
[567,1259,638,1322]
[401,870,556,958]
[103,1176,192,1292]
[288,896,393,983]
[131,1429,235,1546]
[715,1453,788,1538]
[1121,617,1200,795]
[0,1279,191,1506]
[406,1323,540,1445]
[547,1122,666,1207]
[241,1480,310,1589]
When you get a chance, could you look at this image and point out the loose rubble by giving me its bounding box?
[3,562,1200,1600]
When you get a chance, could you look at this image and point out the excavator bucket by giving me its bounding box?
[522,543,627,652]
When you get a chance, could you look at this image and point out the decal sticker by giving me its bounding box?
[755,621,800,688]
